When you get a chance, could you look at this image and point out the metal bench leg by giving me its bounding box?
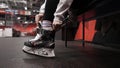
[65,23,67,47]
[82,14,85,47]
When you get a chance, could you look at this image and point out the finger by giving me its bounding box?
[53,24,61,31]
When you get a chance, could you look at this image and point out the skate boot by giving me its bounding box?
[23,29,56,57]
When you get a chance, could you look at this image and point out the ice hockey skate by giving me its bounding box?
[23,29,56,57]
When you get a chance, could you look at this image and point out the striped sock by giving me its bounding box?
[41,20,53,31]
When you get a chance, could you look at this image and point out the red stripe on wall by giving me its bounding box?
[75,20,97,41]
[13,23,36,32]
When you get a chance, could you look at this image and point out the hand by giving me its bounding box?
[35,13,44,26]
[52,20,62,31]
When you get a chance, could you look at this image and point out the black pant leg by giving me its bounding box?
[43,0,59,21]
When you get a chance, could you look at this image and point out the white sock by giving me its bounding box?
[41,20,53,31]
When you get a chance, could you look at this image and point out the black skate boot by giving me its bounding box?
[24,29,55,48]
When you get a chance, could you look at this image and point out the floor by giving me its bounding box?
[0,37,120,68]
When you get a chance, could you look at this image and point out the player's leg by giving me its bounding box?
[23,0,59,57]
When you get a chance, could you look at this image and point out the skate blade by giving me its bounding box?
[22,46,55,57]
